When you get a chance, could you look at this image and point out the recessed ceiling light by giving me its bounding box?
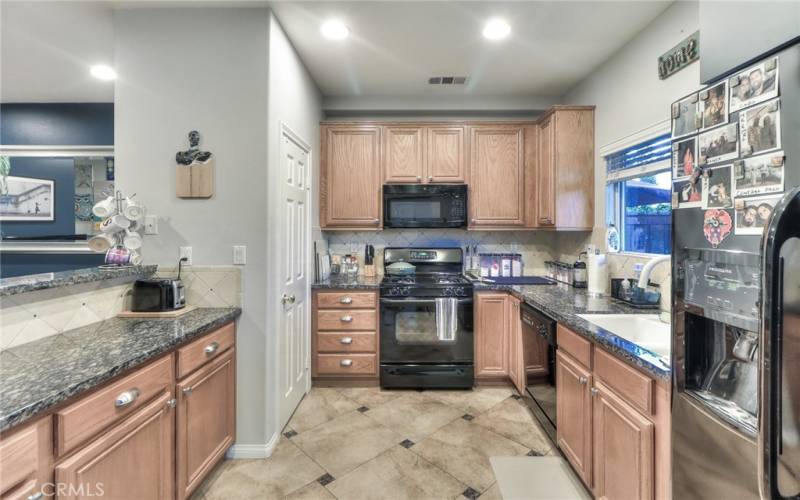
[320,19,349,40]
[90,65,117,81]
[483,18,511,40]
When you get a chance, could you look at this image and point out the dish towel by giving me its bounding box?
[435,298,458,342]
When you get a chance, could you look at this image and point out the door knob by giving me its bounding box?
[281,294,296,304]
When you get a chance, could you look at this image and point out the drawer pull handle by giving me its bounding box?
[341,315,353,322]
[115,388,140,408]
[340,337,353,345]
[204,341,220,355]
[578,376,588,385]
[340,296,353,304]
[340,359,353,367]
[28,493,44,500]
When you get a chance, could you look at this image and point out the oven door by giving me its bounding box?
[380,297,473,363]
[383,185,466,228]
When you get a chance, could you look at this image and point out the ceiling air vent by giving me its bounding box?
[428,76,468,85]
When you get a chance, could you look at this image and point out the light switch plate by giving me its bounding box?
[179,246,193,265]
[144,215,159,235]
[233,245,246,265]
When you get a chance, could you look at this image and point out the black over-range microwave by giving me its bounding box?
[383,184,467,228]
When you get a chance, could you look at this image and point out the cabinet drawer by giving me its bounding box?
[317,310,376,331]
[594,347,654,416]
[316,354,377,376]
[557,324,592,368]
[317,291,376,309]
[317,332,376,353]
[177,322,235,379]
[56,354,174,457]
[0,417,52,499]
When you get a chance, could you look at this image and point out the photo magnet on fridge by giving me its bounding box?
[729,56,779,112]
[673,137,698,178]
[698,122,738,165]
[733,151,785,197]
[703,209,733,248]
[702,165,733,209]
[672,93,701,138]
[735,194,782,235]
[701,81,728,131]
[739,98,781,157]
[674,169,704,208]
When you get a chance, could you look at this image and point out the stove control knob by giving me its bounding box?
[401,287,411,297]
[444,287,453,296]
[455,287,465,297]
[390,287,399,296]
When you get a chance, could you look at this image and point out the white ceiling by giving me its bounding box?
[271,1,672,101]
[1,1,115,102]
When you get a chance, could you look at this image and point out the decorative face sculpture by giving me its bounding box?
[188,130,200,148]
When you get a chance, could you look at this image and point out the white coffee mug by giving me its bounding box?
[123,198,144,220]
[88,233,115,252]
[123,229,142,250]
[92,196,115,218]
[129,250,142,266]
[100,214,132,234]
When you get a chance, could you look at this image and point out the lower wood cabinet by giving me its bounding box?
[0,417,53,500]
[177,349,236,499]
[55,392,175,500]
[556,350,593,486]
[507,296,525,394]
[593,380,655,500]
[474,293,510,379]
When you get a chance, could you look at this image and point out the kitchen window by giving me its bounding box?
[605,133,672,255]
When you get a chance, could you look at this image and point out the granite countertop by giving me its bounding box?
[473,281,670,380]
[311,274,382,289]
[0,265,158,297]
[0,307,241,432]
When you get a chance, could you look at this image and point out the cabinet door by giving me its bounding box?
[384,126,425,183]
[55,393,174,500]
[427,126,465,183]
[508,297,526,394]
[556,350,592,486]
[468,126,525,227]
[537,115,556,227]
[0,418,53,500]
[321,126,381,228]
[177,349,236,500]
[475,293,509,378]
[593,380,655,500]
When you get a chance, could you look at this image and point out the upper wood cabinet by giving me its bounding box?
[468,125,527,228]
[475,292,510,379]
[536,107,595,230]
[384,125,466,184]
[321,125,382,229]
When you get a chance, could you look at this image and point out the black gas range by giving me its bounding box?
[379,248,474,389]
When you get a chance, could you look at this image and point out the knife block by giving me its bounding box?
[176,157,214,198]
[362,264,376,277]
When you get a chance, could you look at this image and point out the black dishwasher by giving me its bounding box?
[520,302,557,443]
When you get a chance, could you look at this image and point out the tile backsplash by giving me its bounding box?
[324,229,562,274]
[0,266,241,350]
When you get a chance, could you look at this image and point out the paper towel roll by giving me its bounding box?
[587,253,608,296]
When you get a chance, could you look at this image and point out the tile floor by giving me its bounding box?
[192,386,556,500]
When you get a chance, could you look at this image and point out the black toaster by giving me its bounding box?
[131,278,186,312]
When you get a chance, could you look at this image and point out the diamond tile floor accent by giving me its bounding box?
[190,386,557,500]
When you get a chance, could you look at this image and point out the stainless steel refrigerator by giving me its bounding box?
[672,43,800,499]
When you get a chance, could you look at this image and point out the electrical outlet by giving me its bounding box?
[233,245,246,265]
[144,215,159,235]
[179,246,193,265]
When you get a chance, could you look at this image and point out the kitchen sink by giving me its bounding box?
[576,314,671,360]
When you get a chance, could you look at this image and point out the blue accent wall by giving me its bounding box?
[1,103,113,145]
[1,254,104,278]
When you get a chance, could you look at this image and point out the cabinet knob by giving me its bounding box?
[183,386,193,396]
[340,296,353,304]
[341,315,353,323]
[340,359,353,367]
[340,337,353,345]
[590,387,599,397]
[114,388,140,408]
[28,492,44,500]
[578,376,588,385]
[166,398,177,409]
[416,176,422,182]
[428,176,433,181]
[204,341,220,355]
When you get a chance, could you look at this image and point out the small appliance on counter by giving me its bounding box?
[131,278,186,312]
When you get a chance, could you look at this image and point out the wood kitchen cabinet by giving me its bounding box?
[384,125,466,184]
[468,125,527,228]
[0,417,53,500]
[176,349,236,499]
[556,349,593,486]
[475,292,510,380]
[55,392,175,500]
[321,125,382,229]
[507,296,525,394]
[536,106,595,230]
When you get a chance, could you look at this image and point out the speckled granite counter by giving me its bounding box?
[0,307,241,432]
[474,281,670,380]
[311,274,382,289]
[0,265,157,297]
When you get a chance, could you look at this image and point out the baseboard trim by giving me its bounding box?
[226,432,279,459]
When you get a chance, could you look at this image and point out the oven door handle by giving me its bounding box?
[380,297,473,305]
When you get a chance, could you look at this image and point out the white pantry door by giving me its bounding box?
[277,126,310,429]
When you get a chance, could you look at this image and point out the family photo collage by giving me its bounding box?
[671,56,785,236]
